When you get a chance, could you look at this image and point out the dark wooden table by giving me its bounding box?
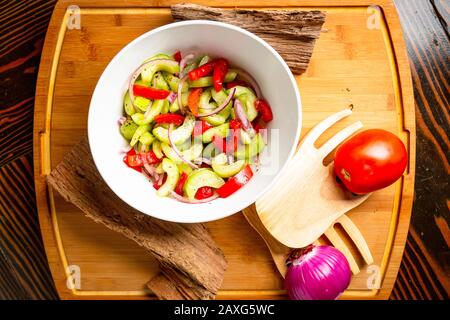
[0,0,448,300]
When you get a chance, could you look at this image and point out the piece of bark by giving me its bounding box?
[171,3,326,74]
[47,137,227,300]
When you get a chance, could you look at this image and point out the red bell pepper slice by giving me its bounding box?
[193,120,213,137]
[154,114,185,126]
[187,88,203,115]
[213,59,228,92]
[123,149,142,172]
[188,61,216,81]
[125,150,160,167]
[254,99,273,122]
[133,85,170,100]
[226,80,249,89]
[175,172,188,195]
[216,165,254,198]
[173,51,182,63]
[195,186,214,200]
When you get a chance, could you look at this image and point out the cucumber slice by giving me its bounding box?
[141,60,180,84]
[202,123,229,143]
[237,93,258,122]
[131,99,165,125]
[160,99,170,114]
[155,162,164,174]
[240,130,252,145]
[183,169,225,200]
[156,158,180,197]
[152,114,195,144]
[120,119,138,140]
[123,91,135,115]
[228,86,258,121]
[178,163,193,175]
[169,99,179,113]
[188,71,237,88]
[138,142,149,153]
[161,142,203,164]
[198,55,211,66]
[235,133,265,159]
[200,103,232,126]
[202,142,218,159]
[153,72,170,91]
[162,72,179,92]
[212,153,246,178]
[152,140,164,159]
[144,53,173,62]
[130,124,151,147]
[139,131,155,146]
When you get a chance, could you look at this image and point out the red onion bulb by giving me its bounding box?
[285,245,351,300]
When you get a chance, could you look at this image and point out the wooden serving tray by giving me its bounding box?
[34,0,415,299]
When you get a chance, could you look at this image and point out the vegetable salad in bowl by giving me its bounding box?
[119,51,274,203]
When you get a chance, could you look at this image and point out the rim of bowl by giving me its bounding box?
[88,20,302,223]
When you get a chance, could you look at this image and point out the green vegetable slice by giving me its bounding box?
[152,114,195,144]
[130,124,151,147]
[235,133,265,159]
[156,158,180,197]
[211,154,246,178]
[141,60,180,84]
[161,142,203,164]
[183,169,225,200]
[120,119,138,140]
[131,99,165,125]
[202,123,229,143]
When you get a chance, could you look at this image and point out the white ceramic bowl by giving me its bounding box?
[88,20,301,223]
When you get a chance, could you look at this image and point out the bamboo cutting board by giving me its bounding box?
[34,0,415,299]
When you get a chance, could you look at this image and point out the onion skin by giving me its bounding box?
[285,245,351,300]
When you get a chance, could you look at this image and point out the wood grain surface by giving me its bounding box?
[0,0,448,299]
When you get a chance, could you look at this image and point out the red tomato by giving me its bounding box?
[334,129,408,194]
[254,99,273,122]
[195,186,214,200]
[216,165,253,198]
[123,149,142,172]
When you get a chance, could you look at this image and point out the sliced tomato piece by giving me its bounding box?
[255,98,273,122]
[154,114,185,126]
[195,186,214,200]
[216,165,253,198]
[133,85,170,100]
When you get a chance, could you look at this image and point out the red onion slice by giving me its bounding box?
[234,68,262,99]
[177,75,188,114]
[170,190,219,204]
[233,99,251,130]
[168,124,199,169]
[118,116,127,126]
[167,91,177,104]
[198,87,236,118]
[179,53,195,75]
[143,163,156,177]
[128,59,179,110]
